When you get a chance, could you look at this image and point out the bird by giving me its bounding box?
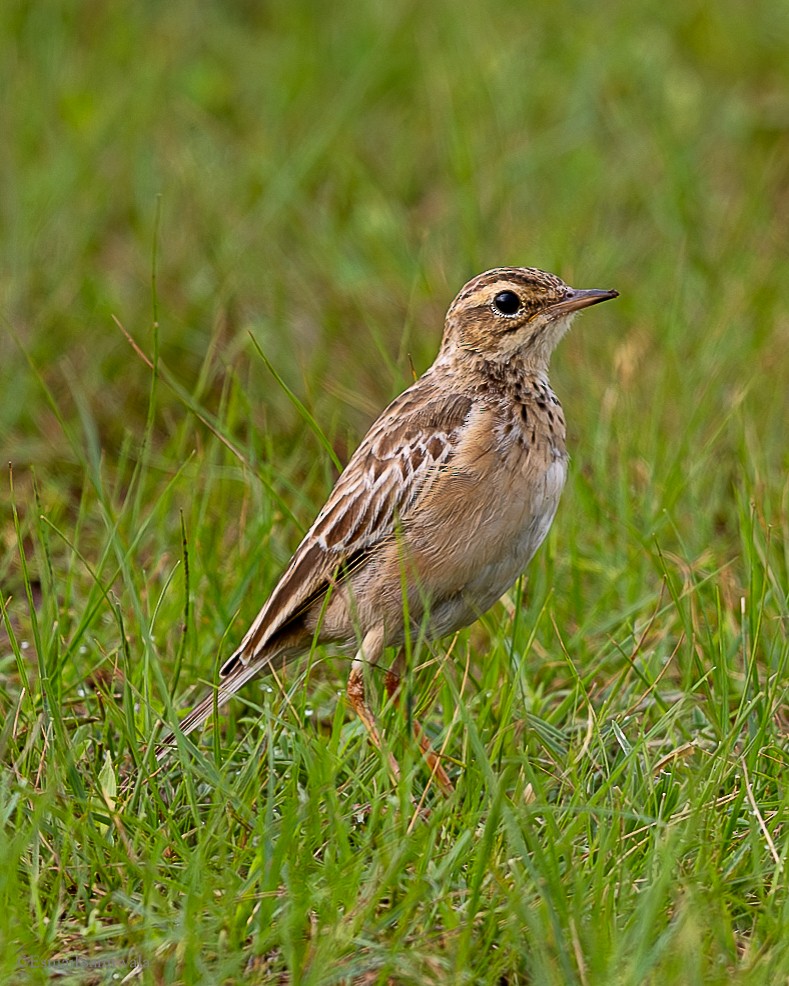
[158,267,618,788]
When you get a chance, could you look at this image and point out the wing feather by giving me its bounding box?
[223,379,473,672]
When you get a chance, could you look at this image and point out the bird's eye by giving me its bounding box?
[492,290,521,316]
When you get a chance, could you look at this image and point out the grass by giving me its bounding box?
[1,0,788,982]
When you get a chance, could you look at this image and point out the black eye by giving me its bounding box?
[493,290,521,316]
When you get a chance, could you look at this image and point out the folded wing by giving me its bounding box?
[159,378,473,750]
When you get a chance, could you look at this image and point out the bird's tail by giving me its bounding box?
[155,649,290,762]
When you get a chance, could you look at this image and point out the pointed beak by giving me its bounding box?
[550,287,619,316]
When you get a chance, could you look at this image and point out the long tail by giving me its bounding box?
[155,652,284,762]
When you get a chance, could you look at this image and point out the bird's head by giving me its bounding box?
[442,267,618,366]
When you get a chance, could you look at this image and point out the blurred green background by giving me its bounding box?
[1,0,787,981]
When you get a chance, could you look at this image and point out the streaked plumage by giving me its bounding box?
[160,267,618,781]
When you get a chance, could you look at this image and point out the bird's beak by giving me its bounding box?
[550,287,619,315]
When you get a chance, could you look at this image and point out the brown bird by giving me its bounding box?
[159,267,617,787]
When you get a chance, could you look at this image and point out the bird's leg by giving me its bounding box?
[385,649,454,794]
[347,631,401,784]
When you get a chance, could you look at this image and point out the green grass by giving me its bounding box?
[1,0,788,982]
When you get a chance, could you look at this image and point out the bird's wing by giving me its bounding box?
[156,377,474,755]
[224,380,474,671]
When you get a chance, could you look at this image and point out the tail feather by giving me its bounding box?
[155,656,275,762]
